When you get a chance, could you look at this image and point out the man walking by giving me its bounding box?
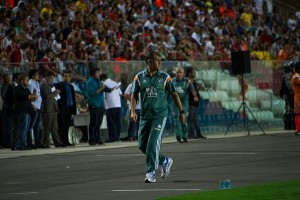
[130,51,185,183]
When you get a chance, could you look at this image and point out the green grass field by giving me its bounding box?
[157,180,300,200]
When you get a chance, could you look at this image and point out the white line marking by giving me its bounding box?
[113,189,202,192]
[198,152,256,155]
[95,154,143,157]
[4,182,23,185]
[9,192,38,195]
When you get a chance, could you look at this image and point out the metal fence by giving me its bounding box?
[0,60,287,135]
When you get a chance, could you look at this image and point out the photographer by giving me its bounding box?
[280,62,295,130]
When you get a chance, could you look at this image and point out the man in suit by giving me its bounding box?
[55,70,76,146]
[40,72,65,148]
[2,73,20,150]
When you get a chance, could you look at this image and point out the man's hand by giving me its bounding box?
[99,83,104,90]
[130,111,137,122]
[97,83,105,93]
[29,94,38,101]
[32,104,37,112]
[179,113,186,124]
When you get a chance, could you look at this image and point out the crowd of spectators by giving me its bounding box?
[0,0,299,73]
[0,0,300,149]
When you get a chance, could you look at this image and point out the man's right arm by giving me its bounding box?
[130,77,139,122]
[130,92,138,122]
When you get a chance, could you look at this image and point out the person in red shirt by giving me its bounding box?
[259,28,272,46]
[5,31,22,72]
[39,48,58,78]
[74,41,88,77]
[219,2,236,19]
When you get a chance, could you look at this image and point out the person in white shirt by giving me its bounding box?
[100,73,122,142]
[144,16,158,31]
[27,69,43,148]
[124,81,141,141]
[51,33,63,55]
[205,36,215,57]
[287,13,297,31]
[191,27,202,46]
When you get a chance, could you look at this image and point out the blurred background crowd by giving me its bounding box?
[0,0,299,73]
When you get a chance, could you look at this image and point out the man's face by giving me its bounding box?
[93,70,100,79]
[48,52,54,59]
[46,75,54,84]
[189,70,196,79]
[21,77,29,87]
[3,75,11,84]
[63,73,71,83]
[33,72,40,81]
[148,55,161,71]
[176,69,184,80]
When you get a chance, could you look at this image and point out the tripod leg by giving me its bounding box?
[244,104,266,135]
[224,103,243,135]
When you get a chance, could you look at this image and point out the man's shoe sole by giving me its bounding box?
[145,179,156,183]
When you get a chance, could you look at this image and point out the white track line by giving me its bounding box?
[9,192,38,195]
[95,154,143,157]
[113,189,202,192]
[198,152,256,155]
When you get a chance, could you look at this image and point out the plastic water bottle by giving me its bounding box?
[219,180,232,189]
[225,180,232,189]
[219,180,225,189]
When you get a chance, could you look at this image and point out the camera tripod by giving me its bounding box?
[224,74,265,136]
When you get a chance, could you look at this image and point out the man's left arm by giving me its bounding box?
[70,84,77,115]
[165,76,185,123]
[171,92,185,123]
[188,81,198,102]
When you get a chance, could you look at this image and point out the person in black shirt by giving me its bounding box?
[55,70,76,146]
[0,74,11,148]
[186,67,206,139]
[2,73,19,150]
[14,74,37,150]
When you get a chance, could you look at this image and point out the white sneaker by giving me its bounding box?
[145,171,156,183]
[161,158,173,179]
